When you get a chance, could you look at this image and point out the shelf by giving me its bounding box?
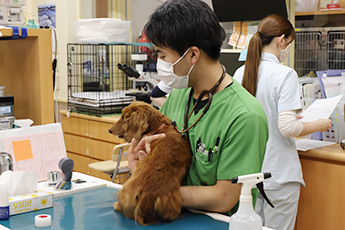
[220,48,242,54]
[0,27,23,38]
[296,9,345,16]
[0,29,54,125]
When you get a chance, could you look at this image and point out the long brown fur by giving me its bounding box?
[109,101,192,225]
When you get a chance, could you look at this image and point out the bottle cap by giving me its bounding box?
[35,214,52,227]
[0,182,9,206]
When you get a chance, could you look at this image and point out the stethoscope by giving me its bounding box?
[176,64,226,134]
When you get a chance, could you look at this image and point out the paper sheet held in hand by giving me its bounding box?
[299,94,343,122]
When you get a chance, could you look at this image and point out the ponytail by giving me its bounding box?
[242,32,263,96]
[241,14,295,97]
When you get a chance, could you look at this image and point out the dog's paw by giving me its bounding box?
[113,202,119,211]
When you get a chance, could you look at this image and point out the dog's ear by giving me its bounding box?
[123,108,149,142]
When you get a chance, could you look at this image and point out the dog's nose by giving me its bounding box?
[108,129,112,134]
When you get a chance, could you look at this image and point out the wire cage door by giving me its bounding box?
[294,30,325,77]
[67,43,138,116]
[328,31,345,70]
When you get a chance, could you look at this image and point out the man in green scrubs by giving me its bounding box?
[129,0,268,215]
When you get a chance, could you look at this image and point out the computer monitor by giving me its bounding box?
[212,0,288,22]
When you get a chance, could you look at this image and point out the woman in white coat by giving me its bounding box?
[233,14,332,230]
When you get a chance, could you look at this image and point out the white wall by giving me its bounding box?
[25,0,78,104]
[80,0,96,19]
[54,0,79,103]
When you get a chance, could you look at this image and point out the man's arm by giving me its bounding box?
[180,180,241,213]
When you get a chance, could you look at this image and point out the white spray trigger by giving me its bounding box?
[232,172,274,208]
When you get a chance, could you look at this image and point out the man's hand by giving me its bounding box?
[127,133,166,173]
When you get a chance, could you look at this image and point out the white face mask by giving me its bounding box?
[156,48,195,89]
[279,43,291,63]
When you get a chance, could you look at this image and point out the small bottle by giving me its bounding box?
[0,182,9,220]
[26,19,39,29]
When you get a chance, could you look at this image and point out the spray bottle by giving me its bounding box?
[229,172,274,230]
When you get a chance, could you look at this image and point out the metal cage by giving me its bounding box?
[328,31,345,70]
[294,27,345,77]
[67,43,143,116]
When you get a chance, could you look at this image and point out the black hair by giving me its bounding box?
[144,0,225,60]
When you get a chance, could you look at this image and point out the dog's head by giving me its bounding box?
[109,101,169,142]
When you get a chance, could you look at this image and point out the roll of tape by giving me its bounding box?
[35,214,52,227]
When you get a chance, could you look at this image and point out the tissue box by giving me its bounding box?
[9,190,53,215]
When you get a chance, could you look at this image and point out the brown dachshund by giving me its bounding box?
[108,101,192,225]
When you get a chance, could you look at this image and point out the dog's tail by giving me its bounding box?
[135,192,159,225]
[135,190,182,225]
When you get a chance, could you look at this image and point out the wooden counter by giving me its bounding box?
[59,110,345,227]
[296,142,345,229]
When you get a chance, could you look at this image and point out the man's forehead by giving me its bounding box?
[154,46,177,55]
[154,45,165,53]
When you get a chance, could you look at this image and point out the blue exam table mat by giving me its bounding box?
[1,187,229,230]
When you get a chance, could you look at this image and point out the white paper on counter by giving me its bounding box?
[295,139,336,151]
[299,94,343,122]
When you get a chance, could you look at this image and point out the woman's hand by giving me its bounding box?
[315,118,332,132]
[127,133,166,173]
[296,115,303,120]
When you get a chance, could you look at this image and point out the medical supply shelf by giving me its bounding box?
[0,28,54,124]
[296,142,345,230]
[295,10,345,16]
[295,0,345,16]
[59,110,127,183]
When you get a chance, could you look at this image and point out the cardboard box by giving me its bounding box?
[9,190,53,215]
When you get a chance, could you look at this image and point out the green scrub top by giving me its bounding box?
[160,78,268,216]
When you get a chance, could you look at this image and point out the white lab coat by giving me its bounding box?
[233,52,304,230]
[233,52,305,190]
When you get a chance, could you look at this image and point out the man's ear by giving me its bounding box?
[190,46,200,65]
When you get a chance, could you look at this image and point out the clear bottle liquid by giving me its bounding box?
[0,182,9,220]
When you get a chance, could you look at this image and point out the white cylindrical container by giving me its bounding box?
[0,182,9,220]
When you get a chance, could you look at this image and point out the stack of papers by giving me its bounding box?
[295,139,336,151]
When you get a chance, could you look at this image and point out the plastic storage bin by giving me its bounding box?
[74,18,131,44]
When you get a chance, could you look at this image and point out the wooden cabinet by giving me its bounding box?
[0,28,54,125]
[60,110,126,181]
[296,144,345,229]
